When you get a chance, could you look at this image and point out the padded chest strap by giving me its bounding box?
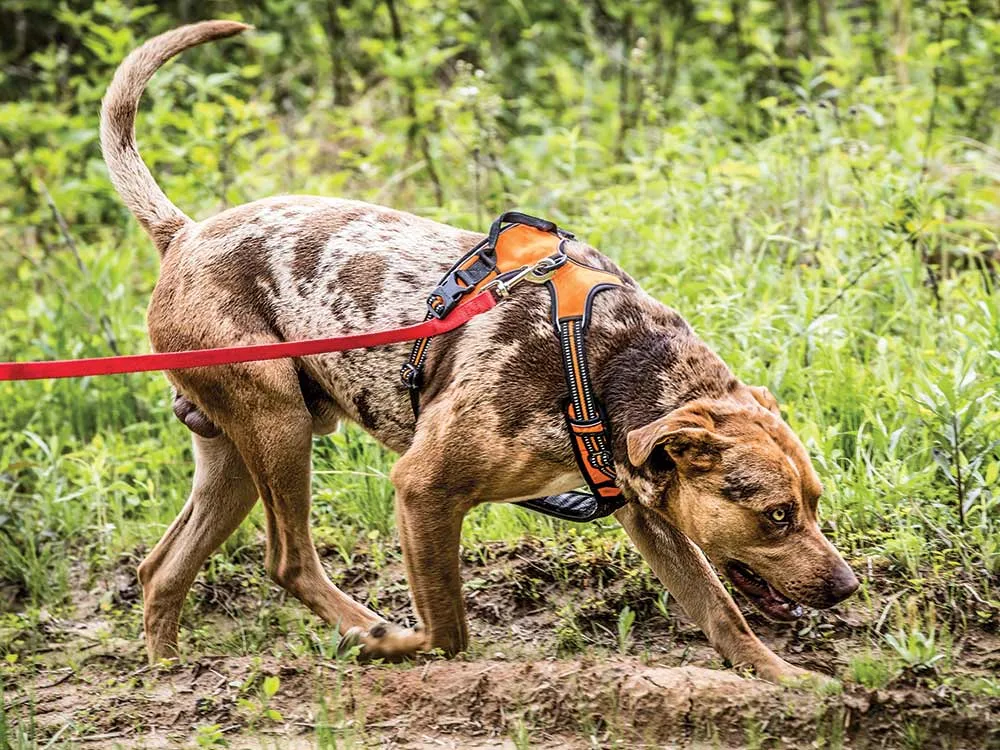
[548,260,623,500]
[401,213,628,521]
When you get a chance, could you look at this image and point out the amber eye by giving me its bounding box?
[767,507,790,525]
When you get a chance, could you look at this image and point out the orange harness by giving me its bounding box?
[401,213,627,522]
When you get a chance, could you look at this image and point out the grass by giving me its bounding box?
[3,103,997,629]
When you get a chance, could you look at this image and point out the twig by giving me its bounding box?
[34,178,120,355]
[5,240,104,332]
[373,160,429,202]
[384,0,443,206]
[73,730,127,743]
[951,413,966,525]
[812,223,928,321]
[614,11,634,161]
[126,663,156,679]
[41,721,71,749]
[874,591,904,634]
[37,668,75,689]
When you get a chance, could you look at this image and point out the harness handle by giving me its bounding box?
[487,211,563,249]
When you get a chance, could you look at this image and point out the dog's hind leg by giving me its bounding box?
[194,360,425,658]
[138,433,258,661]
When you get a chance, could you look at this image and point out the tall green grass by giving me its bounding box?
[1,3,998,626]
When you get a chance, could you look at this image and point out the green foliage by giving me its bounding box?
[848,651,900,690]
[616,604,635,655]
[0,0,999,645]
[883,598,952,674]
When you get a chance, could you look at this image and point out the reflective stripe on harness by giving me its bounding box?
[401,212,628,522]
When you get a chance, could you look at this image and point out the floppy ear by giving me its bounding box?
[749,385,781,416]
[627,404,735,473]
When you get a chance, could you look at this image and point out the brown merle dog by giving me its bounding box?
[102,21,858,681]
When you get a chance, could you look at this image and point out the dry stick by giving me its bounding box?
[34,178,120,355]
[921,7,946,180]
[916,8,947,312]
[812,224,928,321]
[614,11,633,160]
[323,0,351,106]
[815,14,945,324]
[5,239,105,334]
[471,107,511,198]
[952,413,966,525]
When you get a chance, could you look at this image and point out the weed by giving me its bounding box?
[555,604,586,656]
[194,724,228,747]
[743,717,772,750]
[616,605,636,655]
[848,652,899,690]
[883,599,952,675]
[509,716,533,750]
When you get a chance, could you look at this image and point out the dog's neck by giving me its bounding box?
[590,293,740,468]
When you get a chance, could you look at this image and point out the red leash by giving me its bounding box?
[0,291,497,382]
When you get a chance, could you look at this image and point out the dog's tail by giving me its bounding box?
[100,20,251,254]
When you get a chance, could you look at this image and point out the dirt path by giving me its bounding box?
[4,540,1000,748]
[10,648,1000,748]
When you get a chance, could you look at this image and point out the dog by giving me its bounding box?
[101,21,858,682]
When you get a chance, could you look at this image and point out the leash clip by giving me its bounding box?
[487,254,567,300]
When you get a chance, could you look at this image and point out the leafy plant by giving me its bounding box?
[616,605,635,655]
[848,652,899,690]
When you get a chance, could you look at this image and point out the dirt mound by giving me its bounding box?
[11,650,1000,748]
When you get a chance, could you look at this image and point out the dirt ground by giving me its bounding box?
[5,540,1000,748]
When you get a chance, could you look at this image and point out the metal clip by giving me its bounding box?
[485,254,568,299]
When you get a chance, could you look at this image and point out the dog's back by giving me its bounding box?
[98,21,653,454]
[149,194,490,450]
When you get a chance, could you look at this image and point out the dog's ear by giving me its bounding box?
[749,386,781,416]
[627,403,736,473]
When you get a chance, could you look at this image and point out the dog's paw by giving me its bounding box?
[340,622,428,662]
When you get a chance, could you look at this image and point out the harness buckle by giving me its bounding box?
[426,248,496,319]
[399,362,423,389]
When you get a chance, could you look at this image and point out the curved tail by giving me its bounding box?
[100,20,251,254]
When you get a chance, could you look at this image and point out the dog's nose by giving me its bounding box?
[827,563,859,605]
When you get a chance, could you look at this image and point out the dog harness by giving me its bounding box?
[401,212,628,522]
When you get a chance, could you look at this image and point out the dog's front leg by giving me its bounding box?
[615,502,811,683]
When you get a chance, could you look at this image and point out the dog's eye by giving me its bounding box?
[767,507,791,525]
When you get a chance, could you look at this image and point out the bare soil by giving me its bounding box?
[5,539,1000,748]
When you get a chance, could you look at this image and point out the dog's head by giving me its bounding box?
[624,387,858,621]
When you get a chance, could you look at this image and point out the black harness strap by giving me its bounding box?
[401,212,572,417]
[401,212,627,522]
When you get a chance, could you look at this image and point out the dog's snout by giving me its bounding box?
[826,562,859,605]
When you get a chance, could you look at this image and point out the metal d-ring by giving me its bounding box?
[525,253,568,283]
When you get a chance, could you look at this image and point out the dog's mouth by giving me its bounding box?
[726,561,804,622]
